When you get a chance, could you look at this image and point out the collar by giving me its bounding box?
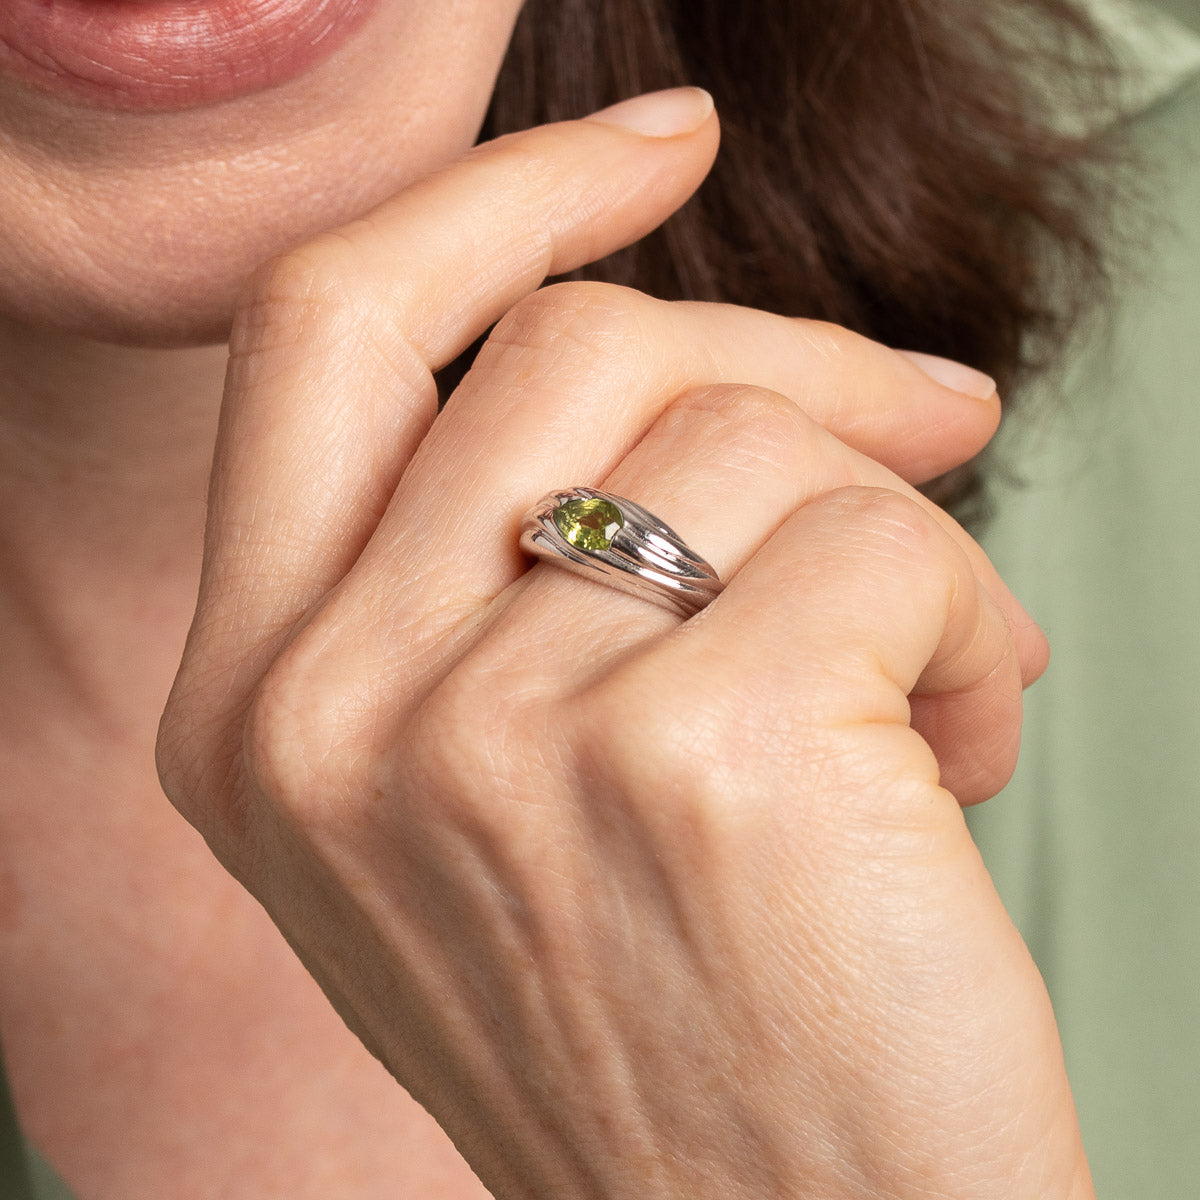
[1073,0,1200,129]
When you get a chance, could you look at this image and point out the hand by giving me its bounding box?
[158,89,1088,1199]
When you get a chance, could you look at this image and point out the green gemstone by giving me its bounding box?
[552,497,624,551]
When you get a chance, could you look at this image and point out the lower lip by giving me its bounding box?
[0,0,378,111]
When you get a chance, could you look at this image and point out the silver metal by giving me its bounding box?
[519,487,724,618]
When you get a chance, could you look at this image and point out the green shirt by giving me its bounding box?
[0,1050,69,1199]
[3,1,1199,1196]
[967,5,1200,1193]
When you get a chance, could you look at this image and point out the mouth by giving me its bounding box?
[0,0,378,111]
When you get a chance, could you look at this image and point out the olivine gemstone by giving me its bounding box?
[552,497,624,551]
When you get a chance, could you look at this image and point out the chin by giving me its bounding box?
[0,210,327,349]
[1,265,246,350]
[0,0,525,348]
[0,184,368,349]
[0,124,472,348]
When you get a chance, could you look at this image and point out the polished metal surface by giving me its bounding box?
[519,487,724,617]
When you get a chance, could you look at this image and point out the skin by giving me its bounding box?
[0,3,520,1196]
[0,3,1090,1198]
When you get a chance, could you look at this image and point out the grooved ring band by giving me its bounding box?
[519,487,724,618]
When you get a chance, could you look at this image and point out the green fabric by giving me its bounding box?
[0,1049,35,1200]
[1043,0,1200,135]
[23,1138,72,1200]
[0,1046,72,1200]
[967,23,1200,1200]
[1,3,1197,1198]
[1143,0,1200,36]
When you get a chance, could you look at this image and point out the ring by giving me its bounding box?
[519,487,724,617]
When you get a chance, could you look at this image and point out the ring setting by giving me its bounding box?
[519,487,723,617]
[553,496,625,551]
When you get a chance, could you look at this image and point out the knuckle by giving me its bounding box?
[572,668,885,875]
[400,667,549,833]
[783,319,889,422]
[404,670,491,795]
[241,661,323,816]
[457,123,554,174]
[794,316,877,361]
[813,486,941,559]
[156,678,263,869]
[231,231,434,408]
[674,381,796,426]
[489,280,652,360]
[156,663,245,818]
[155,688,205,812]
[571,669,749,835]
[235,234,360,346]
[806,488,963,624]
[240,637,373,826]
[662,382,816,465]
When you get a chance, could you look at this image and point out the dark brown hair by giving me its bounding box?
[469,0,1126,526]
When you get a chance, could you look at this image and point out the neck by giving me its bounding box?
[0,317,228,738]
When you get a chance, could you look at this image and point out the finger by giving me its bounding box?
[323,336,1034,720]
[600,484,1025,809]
[442,380,991,667]
[455,383,1027,801]
[427,287,999,487]
[353,288,998,612]
[908,664,1025,807]
[576,393,1027,801]
[171,90,719,720]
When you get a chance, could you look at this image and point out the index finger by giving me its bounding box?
[236,87,719,373]
[168,90,720,756]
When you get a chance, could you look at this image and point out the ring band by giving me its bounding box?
[519,487,724,617]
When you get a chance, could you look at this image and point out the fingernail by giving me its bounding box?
[587,87,714,138]
[898,350,997,400]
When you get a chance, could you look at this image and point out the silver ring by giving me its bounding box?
[519,487,723,617]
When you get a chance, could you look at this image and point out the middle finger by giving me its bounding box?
[334,283,1005,665]
[428,382,1030,804]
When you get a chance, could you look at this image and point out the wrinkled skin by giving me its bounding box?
[155,93,1092,1200]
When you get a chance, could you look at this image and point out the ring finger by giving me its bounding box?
[320,295,1033,690]
[442,382,1026,804]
